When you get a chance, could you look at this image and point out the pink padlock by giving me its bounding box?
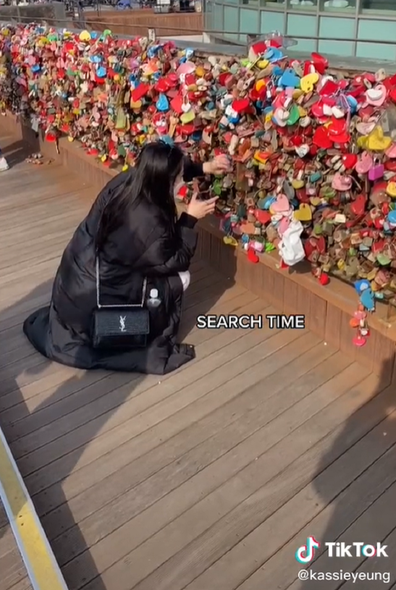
[354,310,367,321]
[252,241,264,252]
[368,162,384,181]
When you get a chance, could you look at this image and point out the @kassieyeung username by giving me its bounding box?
[298,570,391,584]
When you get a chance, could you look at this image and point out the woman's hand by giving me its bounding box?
[187,194,218,220]
[203,155,232,176]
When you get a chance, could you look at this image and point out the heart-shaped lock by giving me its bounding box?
[247,248,260,263]
[375,68,386,82]
[181,99,191,113]
[386,182,396,197]
[278,216,291,235]
[292,179,305,190]
[170,94,183,114]
[332,106,345,119]
[294,203,312,222]
[257,59,270,70]
[271,194,291,214]
[367,126,392,151]
[342,153,358,170]
[313,126,332,149]
[295,144,310,158]
[370,181,389,206]
[311,101,325,118]
[132,83,150,102]
[156,77,171,93]
[351,195,367,216]
[274,107,290,126]
[386,143,396,158]
[366,85,386,107]
[300,115,311,128]
[300,72,319,93]
[232,98,250,113]
[130,99,142,110]
[311,52,328,75]
[79,30,91,42]
[356,151,373,174]
[387,210,396,226]
[319,78,338,97]
[279,68,300,88]
[286,104,300,126]
[240,222,256,235]
[223,236,238,246]
[356,121,376,136]
[177,61,196,79]
[255,210,271,224]
[180,110,195,124]
[332,173,352,191]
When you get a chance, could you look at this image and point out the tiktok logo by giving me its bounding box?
[295,536,321,564]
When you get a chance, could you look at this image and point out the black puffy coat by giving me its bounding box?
[23,158,203,374]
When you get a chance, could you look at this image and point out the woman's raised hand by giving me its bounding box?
[187,194,218,220]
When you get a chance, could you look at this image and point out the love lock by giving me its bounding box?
[4,26,396,307]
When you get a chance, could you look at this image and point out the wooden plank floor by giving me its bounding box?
[1,132,396,590]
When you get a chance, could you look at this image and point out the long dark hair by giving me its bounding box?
[95,142,184,252]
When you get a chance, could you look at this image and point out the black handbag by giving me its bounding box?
[92,257,150,350]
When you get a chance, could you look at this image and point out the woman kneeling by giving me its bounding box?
[23,142,229,374]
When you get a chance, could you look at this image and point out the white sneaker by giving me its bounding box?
[0,156,9,171]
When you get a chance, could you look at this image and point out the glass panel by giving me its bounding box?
[287,0,317,11]
[265,0,286,9]
[357,41,396,60]
[290,38,317,50]
[319,0,356,12]
[319,15,355,37]
[358,18,396,41]
[203,2,212,30]
[360,0,396,15]
[213,2,224,30]
[223,4,239,39]
[318,39,354,54]
[240,7,259,33]
[260,9,285,31]
[287,13,317,34]
[240,0,260,8]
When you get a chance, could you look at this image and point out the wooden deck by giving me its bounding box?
[1,132,396,590]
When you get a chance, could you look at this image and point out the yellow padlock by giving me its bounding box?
[79,30,91,42]
[257,59,269,70]
[291,179,305,190]
[386,182,396,197]
[294,203,312,222]
[300,73,319,93]
[223,236,238,247]
[195,65,205,78]
[367,126,392,151]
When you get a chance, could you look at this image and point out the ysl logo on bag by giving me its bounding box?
[119,316,126,332]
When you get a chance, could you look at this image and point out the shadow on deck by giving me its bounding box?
[1,133,396,590]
